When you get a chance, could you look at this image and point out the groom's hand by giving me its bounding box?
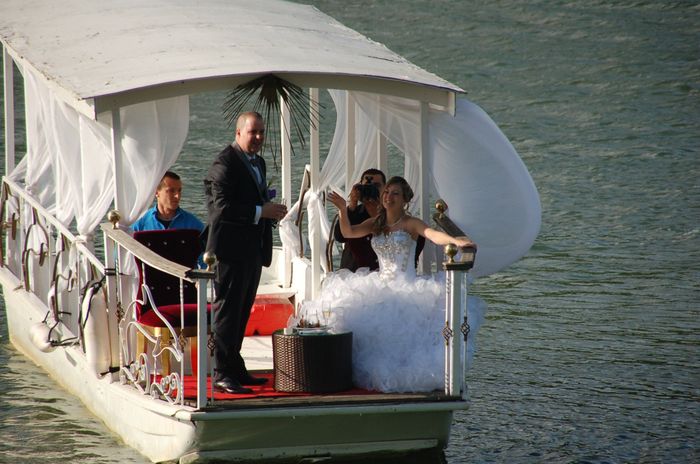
[262,202,287,220]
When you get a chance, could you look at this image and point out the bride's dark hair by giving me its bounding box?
[372,176,414,235]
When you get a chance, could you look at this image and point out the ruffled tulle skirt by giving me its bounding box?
[304,268,486,393]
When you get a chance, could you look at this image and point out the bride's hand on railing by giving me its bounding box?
[453,236,476,249]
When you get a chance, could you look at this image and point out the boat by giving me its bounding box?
[0,0,540,462]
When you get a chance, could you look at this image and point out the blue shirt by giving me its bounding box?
[131,205,204,232]
[131,206,205,267]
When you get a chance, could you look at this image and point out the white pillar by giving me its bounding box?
[345,92,356,192]
[110,109,124,214]
[103,234,120,372]
[309,88,321,298]
[280,96,292,208]
[3,47,15,174]
[195,275,209,408]
[418,102,431,274]
[280,96,293,287]
[444,267,466,397]
[107,109,124,370]
[376,99,388,174]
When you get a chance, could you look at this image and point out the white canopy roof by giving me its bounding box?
[0,0,462,118]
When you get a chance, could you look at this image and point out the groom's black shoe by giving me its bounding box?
[213,377,253,394]
[239,372,268,386]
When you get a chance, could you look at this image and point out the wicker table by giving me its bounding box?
[272,330,353,393]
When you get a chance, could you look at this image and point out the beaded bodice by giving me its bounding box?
[371,229,417,281]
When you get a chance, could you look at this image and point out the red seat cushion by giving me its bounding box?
[137,303,211,328]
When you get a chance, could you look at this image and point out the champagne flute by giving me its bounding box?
[321,301,332,327]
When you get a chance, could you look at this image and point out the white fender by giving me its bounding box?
[29,321,54,352]
[81,284,111,376]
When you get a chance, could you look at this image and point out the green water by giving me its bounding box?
[1,1,698,463]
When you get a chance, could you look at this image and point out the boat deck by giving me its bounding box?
[198,390,463,410]
[178,336,462,409]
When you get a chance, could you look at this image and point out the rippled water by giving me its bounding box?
[1,1,699,463]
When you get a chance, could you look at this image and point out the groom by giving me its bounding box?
[203,111,287,394]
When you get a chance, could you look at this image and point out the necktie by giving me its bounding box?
[249,156,264,186]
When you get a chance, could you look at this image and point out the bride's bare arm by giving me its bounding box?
[328,191,375,238]
[407,217,476,247]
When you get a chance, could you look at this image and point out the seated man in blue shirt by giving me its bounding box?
[132,171,204,232]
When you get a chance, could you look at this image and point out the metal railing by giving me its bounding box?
[1,178,105,352]
[101,215,215,408]
[0,179,216,408]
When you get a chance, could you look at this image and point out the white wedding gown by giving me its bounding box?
[313,230,486,393]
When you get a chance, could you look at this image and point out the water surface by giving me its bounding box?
[1,1,698,462]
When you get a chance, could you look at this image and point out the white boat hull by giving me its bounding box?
[1,266,464,463]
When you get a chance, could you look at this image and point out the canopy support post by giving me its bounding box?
[280,95,292,286]
[107,109,124,370]
[345,92,356,192]
[3,46,15,174]
[110,109,124,214]
[418,101,431,274]
[309,88,321,298]
[376,98,388,174]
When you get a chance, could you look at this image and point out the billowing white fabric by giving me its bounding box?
[12,67,190,237]
[429,99,541,277]
[75,113,114,235]
[280,91,540,278]
[116,97,190,226]
[21,68,56,213]
[12,69,190,319]
[48,88,82,226]
[353,92,422,196]
[280,90,348,272]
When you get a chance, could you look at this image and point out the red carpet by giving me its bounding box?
[156,372,375,400]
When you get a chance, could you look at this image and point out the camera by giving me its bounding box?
[356,175,380,202]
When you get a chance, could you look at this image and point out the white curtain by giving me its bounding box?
[12,67,190,317]
[20,68,57,215]
[280,89,426,272]
[74,112,115,236]
[280,90,540,278]
[11,66,189,236]
[352,92,423,212]
[428,98,541,277]
[280,90,348,269]
[116,97,190,227]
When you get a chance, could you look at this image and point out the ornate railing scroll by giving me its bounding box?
[100,217,215,407]
[434,199,477,398]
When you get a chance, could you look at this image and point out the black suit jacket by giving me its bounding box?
[203,143,273,266]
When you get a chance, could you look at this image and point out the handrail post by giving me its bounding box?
[193,252,216,408]
[443,245,461,396]
[195,275,208,408]
[442,242,477,398]
[104,210,122,375]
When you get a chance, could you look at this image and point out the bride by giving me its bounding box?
[317,176,486,393]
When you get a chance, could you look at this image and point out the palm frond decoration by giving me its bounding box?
[222,74,322,170]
